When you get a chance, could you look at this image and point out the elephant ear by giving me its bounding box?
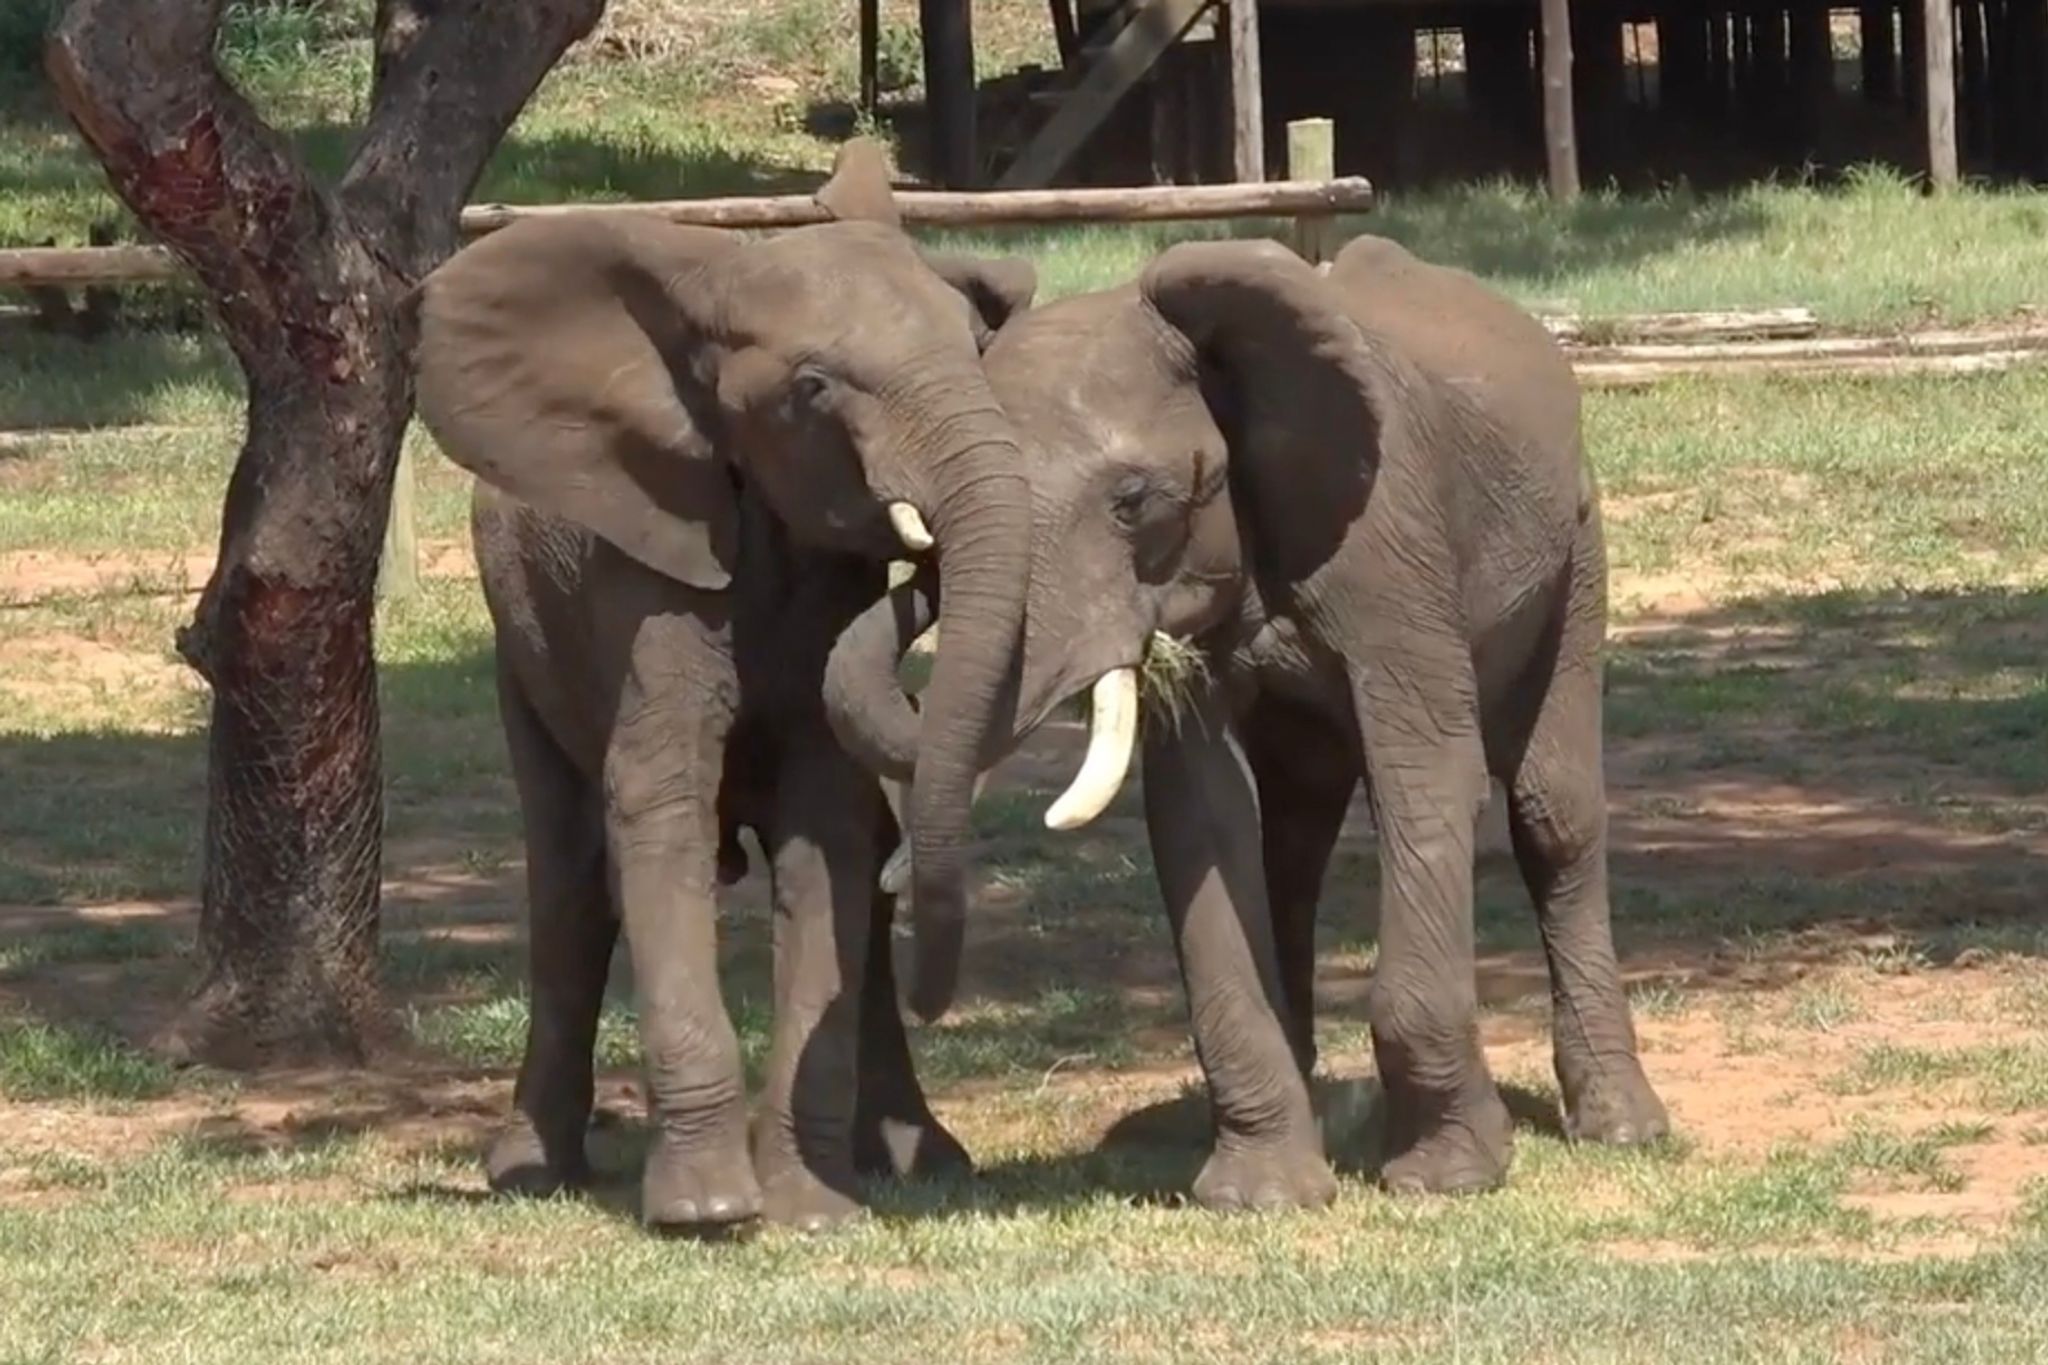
[1141,238,1383,580]
[814,137,903,228]
[919,252,1037,348]
[415,214,743,591]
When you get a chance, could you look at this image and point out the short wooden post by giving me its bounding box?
[1227,0,1266,181]
[1286,117,1335,261]
[1539,0,1580,199]
[379,438,420,604]
[1921,0,1959,187]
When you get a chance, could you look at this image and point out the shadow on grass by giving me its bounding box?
[6,585,2048,1129]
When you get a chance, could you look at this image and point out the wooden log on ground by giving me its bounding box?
[1570,321,2048,361]
[0,179,1381,288]
[1286,118,1337,261]
[1578,349,2048,384]
[1542,306,1822,342]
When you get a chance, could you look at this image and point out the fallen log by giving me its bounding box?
[1545,306,1821,344]
[1575,347,2047,386]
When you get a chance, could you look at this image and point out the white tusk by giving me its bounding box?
[1044,668,1139,831]
[888,502,934,552]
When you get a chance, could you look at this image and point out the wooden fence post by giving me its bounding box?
[1228,0,1265,181]
[1286,117,1335,261]
[1921,0,1960,188]
[379,437,419,604]
[1540,0,1581,199]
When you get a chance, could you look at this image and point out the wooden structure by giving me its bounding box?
[893,0,2048,193]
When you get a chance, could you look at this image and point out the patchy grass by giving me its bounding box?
[0,1019,174,1101]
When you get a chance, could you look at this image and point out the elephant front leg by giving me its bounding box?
[607,705,757,1231]
[1143,685,1337,1212]
[1353,652,1513,1197]
[751,741,893,1231]
[853,867,973,1181]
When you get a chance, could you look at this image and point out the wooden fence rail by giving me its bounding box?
[0,177,1377,289]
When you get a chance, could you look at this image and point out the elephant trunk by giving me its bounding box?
[895,421,1030,1023]
[822,575,934,783]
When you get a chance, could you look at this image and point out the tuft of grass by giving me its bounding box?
[1137,632,1210,732]
[0,1019,175,1101]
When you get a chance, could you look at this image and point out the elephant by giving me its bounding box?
[409,141,1036,1231]
[824,233,1670,1207]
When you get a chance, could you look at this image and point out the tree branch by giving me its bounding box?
[45,0,360,388]
[341,0,607,278]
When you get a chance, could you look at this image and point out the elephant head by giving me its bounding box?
[412,141,1036,1021]
[824,237,1400,977]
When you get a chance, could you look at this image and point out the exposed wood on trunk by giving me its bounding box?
[922,0,979,186]
[1,180,1382,289]
[1921,0,1960,186]
[1540,0,1580,199]
[44,0,605,1066]
[997,0,1216,188]
[1227,0,1266,181]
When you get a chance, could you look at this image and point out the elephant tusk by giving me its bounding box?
[1044,668,1139,832]
[888,502,935,552]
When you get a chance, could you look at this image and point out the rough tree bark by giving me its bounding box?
[45,0,606,1066]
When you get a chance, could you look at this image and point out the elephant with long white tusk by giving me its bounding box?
[823,232,1670,1213]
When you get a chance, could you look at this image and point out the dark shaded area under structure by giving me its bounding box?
[887,0,2042,191]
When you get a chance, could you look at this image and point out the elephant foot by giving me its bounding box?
[641,1135,761,1232]
[1193,1138,1338,1213]
[485,1118,589,1197]
[1562,1059,1670,1147]
[854,1110,974,1180]
[758,1160,867,1233]
[1379,1091,1512,1197]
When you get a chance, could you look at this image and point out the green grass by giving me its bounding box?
[0,1019,173,1101]
[3,1123,2048,1363]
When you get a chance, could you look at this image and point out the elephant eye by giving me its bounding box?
[1110,474,1156,531]
[790,365,833,409]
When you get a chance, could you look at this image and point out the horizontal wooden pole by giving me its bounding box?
[1577,349,2048,386]
[4,179,1377,289]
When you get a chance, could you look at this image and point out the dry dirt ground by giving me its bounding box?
[6,545,2048,1255]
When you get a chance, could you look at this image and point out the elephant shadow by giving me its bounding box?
[390,1079,1569,1227]
[868,1074,1571,1220]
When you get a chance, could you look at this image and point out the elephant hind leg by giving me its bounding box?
[1241,695,1358,1081]
[1505,536,1669,1147]
[489,667,617,1197]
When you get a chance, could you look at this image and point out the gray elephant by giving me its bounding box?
[827,233,1669,1207]
[410,144,1034,1232]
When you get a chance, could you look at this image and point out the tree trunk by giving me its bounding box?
[46,0,606,1066]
